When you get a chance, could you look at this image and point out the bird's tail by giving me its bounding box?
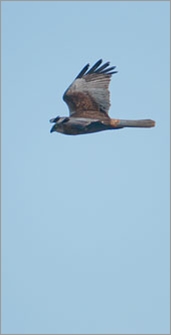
[110,119,155,128]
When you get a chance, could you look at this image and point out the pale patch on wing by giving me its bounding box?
[63,60,117,119]
[63,75,111,117]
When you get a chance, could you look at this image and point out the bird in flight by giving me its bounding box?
[50,59,155,135]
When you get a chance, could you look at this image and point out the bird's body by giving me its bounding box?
[50,59,155,135]
[50,116,118,135]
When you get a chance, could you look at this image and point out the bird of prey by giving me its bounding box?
[50,59,155,135]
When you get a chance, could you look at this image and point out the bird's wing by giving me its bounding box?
[63,59,117,120]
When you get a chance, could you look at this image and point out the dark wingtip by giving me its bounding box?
[109,70,118,75]
[75,59,117,79]
[85,59,117,76]
[86,59,103,74]
[76,63,90,79]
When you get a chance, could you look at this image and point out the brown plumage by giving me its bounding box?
[50,59,155,135]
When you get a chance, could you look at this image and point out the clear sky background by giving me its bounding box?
[2,1,170,334]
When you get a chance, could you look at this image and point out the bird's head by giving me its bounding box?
[49,116,70,133]
[49,116,60,133]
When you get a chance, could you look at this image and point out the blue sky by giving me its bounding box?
[2,1,170,334]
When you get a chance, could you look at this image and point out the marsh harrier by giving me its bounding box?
[50,59,155,135]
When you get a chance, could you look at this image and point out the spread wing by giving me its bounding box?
[63,59,117,120]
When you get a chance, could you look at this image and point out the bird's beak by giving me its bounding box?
[50,124,56,133]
